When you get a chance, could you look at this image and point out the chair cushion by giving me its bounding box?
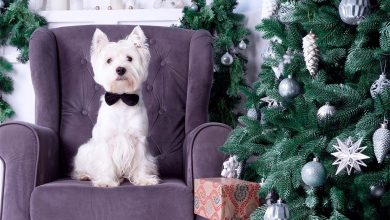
[30,178,194,220]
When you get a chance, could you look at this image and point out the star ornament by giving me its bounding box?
[331,137,370,175]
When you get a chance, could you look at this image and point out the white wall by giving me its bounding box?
[2,0,266,123]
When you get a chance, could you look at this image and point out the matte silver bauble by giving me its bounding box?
[189,2,199,11]
[238,40,247,50]
[339,0,371,25]
[317,102,336,120]
[247,107,258,120]
[301,157,326,187]
[264,199,290,220]
[370,184,386,198]
[278,75,300,99]
[370,74,390,98]
[221,52,234,66]
[373,122,390,164]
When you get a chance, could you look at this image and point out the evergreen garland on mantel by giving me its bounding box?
[0,0,46,122]
[180,0,249,126]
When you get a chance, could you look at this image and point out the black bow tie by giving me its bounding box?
[104,92,139,106]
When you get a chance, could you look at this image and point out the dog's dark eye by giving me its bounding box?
[107,58,112,64]
[127,56,133,62]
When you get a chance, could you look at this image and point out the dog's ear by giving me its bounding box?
[91,29,109,55]
[127,26,147,48]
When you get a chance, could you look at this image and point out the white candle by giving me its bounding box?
[110,0,124,9]
[51,0,68,10]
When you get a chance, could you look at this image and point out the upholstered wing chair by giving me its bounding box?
[0,25,231,220]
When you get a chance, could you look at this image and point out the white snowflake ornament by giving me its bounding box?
[331,137,370,175]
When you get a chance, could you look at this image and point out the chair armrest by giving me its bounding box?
[184,122,232,189]
[0,122,59,220]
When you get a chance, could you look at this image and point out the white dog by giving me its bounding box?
[72,26,160,187]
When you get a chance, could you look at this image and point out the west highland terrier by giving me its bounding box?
[72,26,160,187]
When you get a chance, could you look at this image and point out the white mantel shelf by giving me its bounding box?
[39,9,184,28]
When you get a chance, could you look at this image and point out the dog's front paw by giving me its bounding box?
[132,175,160,186]
[92,179,120,188]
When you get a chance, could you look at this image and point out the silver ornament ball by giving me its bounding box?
[370,74,390,98]
[278,75,300,99]
[221,52,234,66]
[189,2,199,11]
[247,107,258,120]
[339,0,371,25]
[373,122,390,164]
[301,157,326,187]
[0,0,4,9]
[264,199,290,220]
[317,102,336,120]
[238,40,247,50]
[370,184,386,198]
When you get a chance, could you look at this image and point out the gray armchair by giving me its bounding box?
[0,25,231,220]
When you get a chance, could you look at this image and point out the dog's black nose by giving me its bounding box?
[116,67,127,76]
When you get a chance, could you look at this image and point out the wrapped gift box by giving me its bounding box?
[194,178,260,220]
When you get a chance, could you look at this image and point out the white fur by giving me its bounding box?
[72,26,159,187]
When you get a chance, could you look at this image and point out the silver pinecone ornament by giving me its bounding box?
[278,75,300,99]
[317,102,336,120]
[339,0,371,25]
[221,52,234,66]
[247,107,258,120]
[262,0,278,18]
[303,31,320,76]
[373,121,390,164]
[264,199,290,220]
[370,74,390,98]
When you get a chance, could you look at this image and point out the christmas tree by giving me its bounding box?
[221,0,390,219]
[180,0,249,126]
[0,0,46,122]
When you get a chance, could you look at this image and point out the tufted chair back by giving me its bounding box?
[29,25,213,179]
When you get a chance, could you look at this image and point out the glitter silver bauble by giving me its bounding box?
[373,122,390,164]
[278,2,296,24]
[221,52,234,66]
[317,102,336,120]
[238,40,247,50]
[301,157,326,187]
[189,2,199,11]
[264,199,290,220]
[247,107,258,120]
[370,184,386,198]
[0,0,4,9]
[370,74,390,98]
[339,0,371,25]
[278,75,300,99]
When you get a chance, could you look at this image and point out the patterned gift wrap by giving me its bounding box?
[194,178,260,220]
